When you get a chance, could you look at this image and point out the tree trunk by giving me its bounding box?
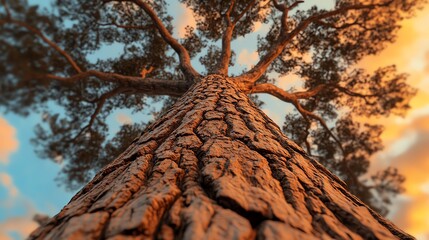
[29,75,413,240]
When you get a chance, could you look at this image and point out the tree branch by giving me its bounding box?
[303,122,312,155]
[232,0,257,25]
[98,20,153,31]
[249,83,345,156]
[272,0,304,33]
[272,0,286,11]
[34,70,192,97]
[292,85,325,99]
[72,87,131,141]
[295,103,344,156]
[129,0,200,81]
[216,0,258,75]
[292,83,378,105]
[249,82,379,157]
[0,18,82,73]
[216,1,236,75]
[216,27,234,75]
[224,0,236,26]
[1,8,192,95]
[249,83,297,103]
[315,18,360,30]
[288,1,305,11]
[236,1,394,85]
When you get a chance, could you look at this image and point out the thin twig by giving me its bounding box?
[316,18,360,30]
[288,1,305,11]
[98,20,153,30]
[72,87,131,141]
[249,83,346,157]
[233,0,257,25]
[304,122,312,155]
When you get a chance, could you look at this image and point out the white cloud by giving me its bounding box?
[0,232,12,240]
[253,0,271,32]
[0,172,19,198]
[116,113,133,125]
[0,215,38,240]
[237,49,259,68]
[253,22,263,32]
[0,117,19,165]
[367,113,429,238]
[385,130,419,158]
[277,73,304,91]
[175,3,196,38]
[0,173,39,239]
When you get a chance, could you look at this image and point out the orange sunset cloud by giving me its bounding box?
[238,49,259,68]
[175,3,196,38]
[0,117,19,165]
[359,4,429,239]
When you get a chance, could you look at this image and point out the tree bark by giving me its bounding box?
[29,75,413,240]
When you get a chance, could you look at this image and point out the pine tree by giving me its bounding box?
[0,0,425,239]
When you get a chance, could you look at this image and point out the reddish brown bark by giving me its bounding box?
[29,75,413,239]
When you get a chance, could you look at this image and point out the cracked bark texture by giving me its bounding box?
[29,75,413,240]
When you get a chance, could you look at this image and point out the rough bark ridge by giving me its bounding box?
[30,75,413,239]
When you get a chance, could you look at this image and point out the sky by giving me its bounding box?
[1,1,429,239]
[357,6,429,238]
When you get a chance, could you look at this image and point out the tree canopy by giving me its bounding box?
[0,0,426,216]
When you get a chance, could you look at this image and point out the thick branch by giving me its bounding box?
[35,70,191,97]
[250,82,377,103]
[249,83,345,156]
[216,26,234,75]
[130,0,200,80]
[293,83,377,104]
[216,0,258,75]
[272,0,286,11]
[216,1,236,75]
[224,0,236,26]
[236,1,394,85]
[272,0,304,33]
[293,84,326,99]
[0,18,82,73]
[249,83,297,103]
